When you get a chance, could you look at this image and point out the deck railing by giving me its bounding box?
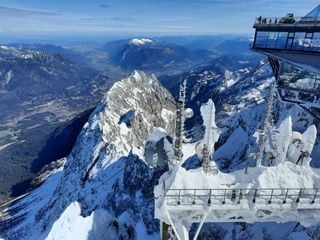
[164,188,320,206]
[254,16,320,27]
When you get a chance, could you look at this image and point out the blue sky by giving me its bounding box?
[0,0,318,36]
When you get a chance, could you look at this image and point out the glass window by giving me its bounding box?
[294,32,305,39]
[256,31,269,37]
[278,32,287,38]
[288,32,295,38]
[276,37,287,48]
[267,32,278,48]
[306,32,313,39]
[255,37,268,48]
[273,32,288,48]
[313,32,320,39]
[285,39,294,49]
[268,32,278,39]
[311,32,320,49]
[293,32,306,49]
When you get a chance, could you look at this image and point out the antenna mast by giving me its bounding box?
[174,80,187,164]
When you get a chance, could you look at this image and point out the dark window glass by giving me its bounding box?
[306,32,313,39]
[288,32,295,38]
[313,32,320,39]
[255,37,268,47]
[293,32,305,49]
[278,32,288,38]
[276,37,287,48]
[267,32,278,48]
[256,31,269,37]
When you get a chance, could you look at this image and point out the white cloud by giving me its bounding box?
[0,6,60,17]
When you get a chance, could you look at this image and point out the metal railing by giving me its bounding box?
[164,188,320,206]
[254,16,320,27]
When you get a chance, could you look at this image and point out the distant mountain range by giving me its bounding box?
[5,43,88,64]
[102,38,214,74]
[0,45,112,202]
[156,35,253,52]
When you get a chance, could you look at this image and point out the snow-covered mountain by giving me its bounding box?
[102,38,213,74]
[1,63,320,240]
[0,70,176,240]
[4,43,88,64]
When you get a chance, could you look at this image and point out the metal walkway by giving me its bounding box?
[159,187,320,240]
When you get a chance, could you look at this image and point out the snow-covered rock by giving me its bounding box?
[144,127,174,168]
[199,99,220,156]
[287,124,317,166]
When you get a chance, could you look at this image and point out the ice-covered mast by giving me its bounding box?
[255,58,279,167]
[174,79,187,164]
[255,82,276,167]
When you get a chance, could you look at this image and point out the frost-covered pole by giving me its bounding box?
[256,57,280,167]
[255,82,276,167]
[202,144,211,173]
[174,80,187,164]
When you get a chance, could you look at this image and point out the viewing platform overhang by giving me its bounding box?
[251,48,320,74]
[252,16,320,74]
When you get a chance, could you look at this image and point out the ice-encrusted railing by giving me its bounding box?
[164,188,319,207]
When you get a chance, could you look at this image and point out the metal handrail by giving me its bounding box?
[166,187,317,191]
[254,16,320,26]
[164,188,320,206]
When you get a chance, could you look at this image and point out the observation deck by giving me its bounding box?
[162,187,320,231]
[252,6,320,74]
[252,5,320,117]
